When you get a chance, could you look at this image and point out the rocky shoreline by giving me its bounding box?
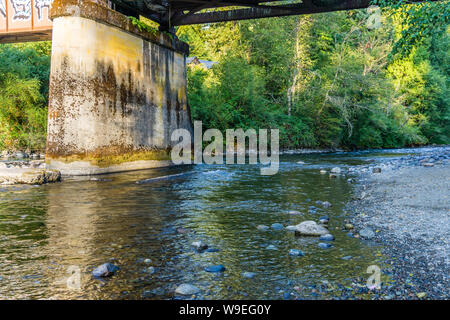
[346,146,450,299]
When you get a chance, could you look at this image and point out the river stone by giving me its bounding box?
[372,167,382,173]
[294,221,329,236]
[289,249,305,257]
[286,225,297,231]
[318,243,333,249]
[359,227,375,239]
[331,167,341,174]
[288,210,302,215]
[204,265,226,273]
[191,241,208,252]
[329,174,338,179]
[242,272,256,279]
[271,223,284,230]
[319,234,335,241]
[92,263,119,277]
[266,245,278,250]
[320,170,327,174]
[423,163,434,167]
[257,225,270,231]
[175,284,200,295]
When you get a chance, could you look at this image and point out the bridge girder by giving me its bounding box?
[109,0,435,29]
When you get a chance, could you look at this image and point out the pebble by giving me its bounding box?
[257,225,270,231]
[345,223,354,230]
[416,292,427,299]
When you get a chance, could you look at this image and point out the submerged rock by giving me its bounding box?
[175,284,200,295]
[359,227,375,239]
[271,223,284,230]
[191,241,208,252]
[320,170,327,174]
[319,215,329,224]
[331,167,341,174]
[286,225,297,231]
[92,263,119,278]
[204,265,226,273]
[322,201,332,208]
[242,272,256,279]
[294,221,329,236]
[372,167,382,173]
[318,243,333,249]
[266,245,278,250]
[319,234,335,241]
[257,225,270,231]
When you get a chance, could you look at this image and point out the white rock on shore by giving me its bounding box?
[0,168,61,185]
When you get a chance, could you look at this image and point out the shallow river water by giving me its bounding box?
[0,149,419,299]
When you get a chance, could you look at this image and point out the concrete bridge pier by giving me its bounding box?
[45,0,193,175]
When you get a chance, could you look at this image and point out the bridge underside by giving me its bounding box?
[112,0,382,30]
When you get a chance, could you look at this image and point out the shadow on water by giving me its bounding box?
[0,150,410,299]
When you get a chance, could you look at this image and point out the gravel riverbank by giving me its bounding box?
[347,146,450,299]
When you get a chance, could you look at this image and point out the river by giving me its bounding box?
[0,149,424,299]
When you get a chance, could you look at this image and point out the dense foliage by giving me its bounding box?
[179,2,449,149]
[0,42,50,151]
[0,1,448,151]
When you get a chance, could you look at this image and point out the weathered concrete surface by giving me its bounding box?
[0,168,61,185]
[46,0,193,175]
